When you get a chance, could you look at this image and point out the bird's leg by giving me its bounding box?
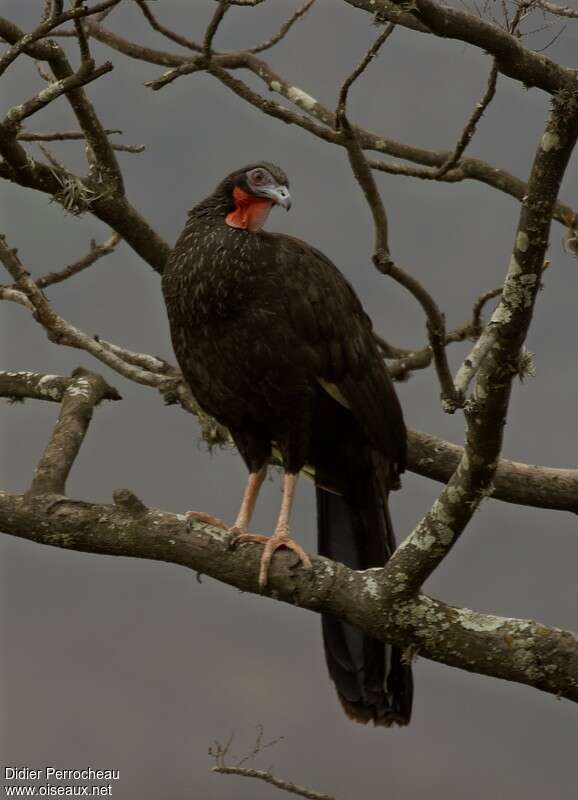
[187,466,267,533]
[230,466,267,533]
[236,472,311,588]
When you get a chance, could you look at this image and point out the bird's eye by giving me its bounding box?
[250,169,268,186]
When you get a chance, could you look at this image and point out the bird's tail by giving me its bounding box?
[316,471,413,726]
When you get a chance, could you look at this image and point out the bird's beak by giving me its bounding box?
[259,184,292,210]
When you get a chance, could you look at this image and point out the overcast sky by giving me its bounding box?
[1,2,577,798]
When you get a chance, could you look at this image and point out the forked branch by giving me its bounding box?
[27,368,120,497]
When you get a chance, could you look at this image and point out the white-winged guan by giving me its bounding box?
[162,163,413,726]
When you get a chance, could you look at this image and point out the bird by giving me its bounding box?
[162,162,413,726]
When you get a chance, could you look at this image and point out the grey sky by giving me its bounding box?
[1,2,576,798]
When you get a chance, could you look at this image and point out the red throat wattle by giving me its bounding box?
[226,185,274,232]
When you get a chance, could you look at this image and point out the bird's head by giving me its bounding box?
[217,163,291,232]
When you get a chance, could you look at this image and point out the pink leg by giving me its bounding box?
[187,466,267,533]
[235,472,312,588]
[231,466,267,532]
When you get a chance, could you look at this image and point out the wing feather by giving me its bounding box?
[270,234,406,475]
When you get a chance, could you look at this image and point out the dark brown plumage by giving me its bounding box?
[162,162,413,726]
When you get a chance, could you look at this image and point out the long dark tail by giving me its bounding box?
[316,473,413,726]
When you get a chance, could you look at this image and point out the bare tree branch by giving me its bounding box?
[0,0,121,79]
[0,370,88,403]
[248,0,317,54]
[336,23,396,120]
[435,60,499,178]
[4,59,114,132]
[27,368,120,497]
[383,89,578,595]
[3,232,575,518]
[134,0,203,53]
[0,17,169,272]
[17,129,145,153]
[2,1,578,727]
[81,15,578,230]
[343,0,576,94]
[34,233,121,289]
[0,235,172,388]
[406,429,578,514]
[209,727,335,800]
[213,764,334,800]
[335,35,462,411]
[453,325,498,397]
[535,0,578,19]
[0,15,124,195]
[0,286,33,310]
[203,2,231,57]
[0,490,576,703]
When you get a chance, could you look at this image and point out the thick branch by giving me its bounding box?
[407,430,578,514]
[385,89,578,593]
[3,254,575,517]
[0,491,575,703]
[0,370,87,403]
[27,369,120,496]
[0,125,168,272]
[344,0,576,94]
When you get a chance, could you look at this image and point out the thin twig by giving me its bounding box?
[18,129,121,142]
[453,325,497,397]
[0,235,171,390]
[203,2,231,57]
[38,143,67,173]
[0,0,121,78]
[249,0,317,53]
[0,286,34,310]
[213,766,336,800]
[35,233,121,289]
[4,60,114,132]
[19,128,144,154]
[535,0,578,19]
[95,339,174,375]
[436,60,499,177]
[210,729,334,800]
[134,0,203,53]
[336,23,395,120]
[471,286,502,334]
[81,16,577,229]
[73,0,91,63]
[334,29,462,410]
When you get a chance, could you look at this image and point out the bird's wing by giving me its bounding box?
[271,234,406,473]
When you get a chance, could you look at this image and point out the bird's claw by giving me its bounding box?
[258,534,312,589]
[187,516,311,590]
[185,510,228,530]
[228,530,269,551]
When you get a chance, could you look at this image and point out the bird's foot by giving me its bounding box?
[255,532,312,589]
[186,510,228,530]
[228,529,269,549]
